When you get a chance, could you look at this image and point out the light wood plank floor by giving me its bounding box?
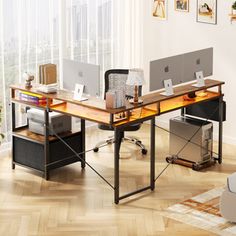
[0,123,236,236]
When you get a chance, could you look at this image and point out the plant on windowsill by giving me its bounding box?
[232,1,236,15]
[0,105,4,145]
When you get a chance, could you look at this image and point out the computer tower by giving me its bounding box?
[169,116,213,164]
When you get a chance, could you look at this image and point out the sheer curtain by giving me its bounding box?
[0,0,143,145]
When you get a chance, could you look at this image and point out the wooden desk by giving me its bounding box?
[10,79,224,204]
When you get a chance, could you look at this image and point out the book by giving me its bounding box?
[20,91,46,99]
[39,64,57,85]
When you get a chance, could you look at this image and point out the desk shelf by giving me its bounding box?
[13,127,79,144]
[50,102,111,125]
[160,91,221,114]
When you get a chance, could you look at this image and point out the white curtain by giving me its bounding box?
[0,0,143,144]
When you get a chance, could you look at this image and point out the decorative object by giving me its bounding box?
[175,0,189,12]
[23,72,34,89]
[229,1,236,23]
[232,1,236,14]
[0,105,4,144]
[161,187,236,236]
[197,0,217,24]
[126,69,145,104]
[153,0,167,20]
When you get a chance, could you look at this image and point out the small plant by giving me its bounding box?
[232,1,236,10]
[0,105,4,144]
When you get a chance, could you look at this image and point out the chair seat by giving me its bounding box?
[98,123,141,132]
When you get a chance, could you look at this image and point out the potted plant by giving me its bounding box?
[0,105,4,144]
[232,1,236,15]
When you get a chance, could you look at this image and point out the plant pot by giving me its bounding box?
[233,9,236,15]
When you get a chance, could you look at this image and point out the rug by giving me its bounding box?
[161,187,236,236]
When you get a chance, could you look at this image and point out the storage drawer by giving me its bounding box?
[13,137,44,171]
[13,132,83,172]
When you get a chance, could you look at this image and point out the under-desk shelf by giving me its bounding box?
[50,102,111,125]
[13,127,79,144]
[160,91,221,114]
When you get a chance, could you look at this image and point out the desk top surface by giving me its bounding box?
[10,79,224,114]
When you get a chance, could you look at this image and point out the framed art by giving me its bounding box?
[197,0,217,24]
[175,0,189,12]
[153,0,167,20]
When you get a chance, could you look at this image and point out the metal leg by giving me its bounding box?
[44,108,50,180]
[181,108,185,117]
[218,96,223,164]
[150,118,155,191]
[11,102,15,170]
[81,119,86,168]
[114,128,122,204]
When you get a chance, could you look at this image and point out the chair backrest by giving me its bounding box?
[104,69,142,99]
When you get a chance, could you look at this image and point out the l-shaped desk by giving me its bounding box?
[10,79,224,204]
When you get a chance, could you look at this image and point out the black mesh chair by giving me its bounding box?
[93,69,147,155]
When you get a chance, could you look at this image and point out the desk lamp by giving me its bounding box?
[126,69,145,104]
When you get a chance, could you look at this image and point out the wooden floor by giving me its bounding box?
[0,123,236,236]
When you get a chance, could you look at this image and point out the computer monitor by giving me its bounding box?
[149,55,183,91]
[149,48,213,92]
[63,59,100,97]
[182,48,213,82]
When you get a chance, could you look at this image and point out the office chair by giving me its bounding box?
[93,69,147,155]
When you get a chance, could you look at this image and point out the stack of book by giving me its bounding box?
[19,91,47,105]
[39,64,57,85]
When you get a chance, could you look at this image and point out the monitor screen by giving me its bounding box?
[182,48,213,82]
[63,59,100,97]
[150,54,183,91]
[149,48,213,92]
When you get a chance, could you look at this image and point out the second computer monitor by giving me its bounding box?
[149,48,213,92]
[183,48,213,82]
[150,54,183,91]
[63,59,100,97]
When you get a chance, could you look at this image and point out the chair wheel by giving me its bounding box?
[142,149,147,155]
[93,147,99,152]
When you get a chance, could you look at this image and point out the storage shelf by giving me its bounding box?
[13,127,79,144]
[160,91,221,114]
[50,103,111,125]
[11,98,47,109]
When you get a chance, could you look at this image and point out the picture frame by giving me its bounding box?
[193,71,205,87]
[73,83,88,101]
[197,0,217,24]
[175,0,189,12]
[160,79,174,96]
[152,0,168,20]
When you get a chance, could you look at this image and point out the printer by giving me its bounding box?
[27,108,71,136]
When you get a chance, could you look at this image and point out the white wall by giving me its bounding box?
[143,0,236,145]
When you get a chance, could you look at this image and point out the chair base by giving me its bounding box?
[93,136,147,155]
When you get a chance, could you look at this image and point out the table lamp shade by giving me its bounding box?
[126,69,144,104]
[126,69,145,86]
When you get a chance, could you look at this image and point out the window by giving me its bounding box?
[0,0,143,144]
